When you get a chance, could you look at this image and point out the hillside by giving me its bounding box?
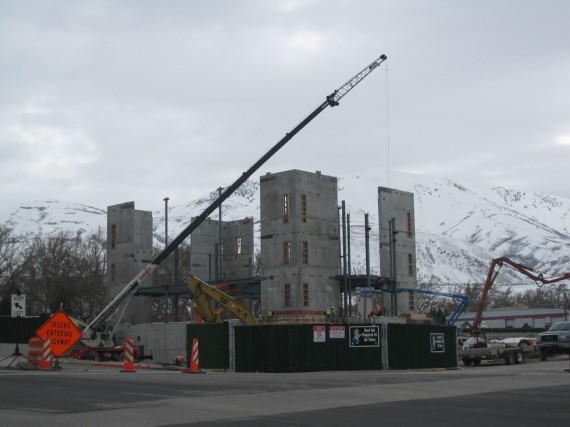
[2,171,569,287]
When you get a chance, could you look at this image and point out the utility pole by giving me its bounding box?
[365,213,371,323]
[341,201,348,317]
[347,212,352,315]
[174,245,179,322]
[562,283,568,322]
[218,187,223,282]
[163,197,169,323]
[389,217,398,316]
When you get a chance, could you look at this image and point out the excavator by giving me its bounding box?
[188,274,256,326]
[66,274,256,361]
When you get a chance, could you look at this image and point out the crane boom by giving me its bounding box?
[471,257,570,336]
[84,53,388,337]
[396,287,469,326]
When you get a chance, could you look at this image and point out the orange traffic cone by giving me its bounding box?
[40,338,52,370]
[121,337,136,373]
[182,338,204,373]
[27,337,41,368]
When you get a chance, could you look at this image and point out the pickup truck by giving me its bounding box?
[536,321,570,361]
[458,335,525,366]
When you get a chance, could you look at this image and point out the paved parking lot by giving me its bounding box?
[0,355,569,426]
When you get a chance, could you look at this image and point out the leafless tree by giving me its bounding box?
[71,228,107,322]
[0,225,24,289]
[14,230,106,320]
[0,225,26,313]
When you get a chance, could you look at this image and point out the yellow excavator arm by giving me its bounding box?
[187,274,257,326]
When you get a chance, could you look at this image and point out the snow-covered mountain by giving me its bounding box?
[3,171,569,287]
[1,201,107,238]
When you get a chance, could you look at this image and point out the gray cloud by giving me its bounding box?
[1,0,569,212]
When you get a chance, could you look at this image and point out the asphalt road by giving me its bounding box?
[0,356,569,426]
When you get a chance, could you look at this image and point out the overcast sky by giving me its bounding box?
[1,0,569,213]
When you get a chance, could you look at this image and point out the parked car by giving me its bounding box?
[536,321,570,361]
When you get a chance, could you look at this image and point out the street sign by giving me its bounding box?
[357,287,374,298]
[11,294,26,317]
[36,310,83,358]
[329,325,345,339]
[313,326,326,343]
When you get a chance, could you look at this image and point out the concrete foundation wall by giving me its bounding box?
[125,323,188,365]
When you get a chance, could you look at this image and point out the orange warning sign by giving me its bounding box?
[36,309,83,358]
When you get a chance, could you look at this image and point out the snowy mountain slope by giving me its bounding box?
[336,171,570,282]
[1,200,106,239]
[412,178,570,278]
[2,171,569,286]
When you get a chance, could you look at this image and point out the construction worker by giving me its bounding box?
[267,308,274,324]
[324,307,331,321]
[257,313,264,324]
[370,304,383,317]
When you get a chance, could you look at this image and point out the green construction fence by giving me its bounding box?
[387,323,457,370]
[0,315,50,344]
[235,324,382,372]
[187,321,457,372]
[186,322,230,370]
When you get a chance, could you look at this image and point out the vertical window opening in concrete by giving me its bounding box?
[235,237,242,259]
[407,212,412,238]
[283,241,291,264]
[301,194,307,223]
[283,194,290,224]
[408,292,415,311]
[110,263,116,283]
[408,253,413,275]
[220,239,225,257]
[302,241,308,265]
[284,283,291,307]
[303,283,309,307]
[111,224,117,249]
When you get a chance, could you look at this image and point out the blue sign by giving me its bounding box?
[358,287,374,298]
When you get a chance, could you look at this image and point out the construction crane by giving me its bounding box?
[471,257,570,337]
[82,53,388,339]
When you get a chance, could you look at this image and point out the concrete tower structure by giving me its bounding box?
[106,202,153,325]
[191,217,255,281]
[260,170,340,323]
[378,187,417,316]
